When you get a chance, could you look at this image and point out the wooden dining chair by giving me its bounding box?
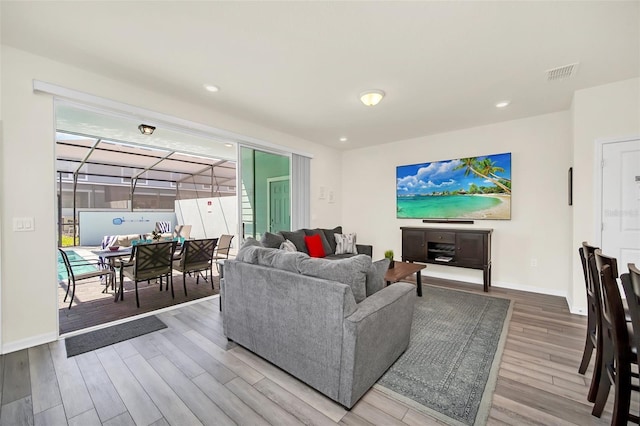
[593,256,639,424]
[172,238,218,296]
[622,264,640,421]
[578,242,600,393]
[119,241,177,308]
[591,249,639,423]
[58,248,115,309]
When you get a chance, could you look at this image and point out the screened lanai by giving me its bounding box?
[56,131,237,246]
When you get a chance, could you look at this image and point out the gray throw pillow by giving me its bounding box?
[260,232,285,249]
[280,230,308,254]
[366,258,390,297]
[298,254,371,303]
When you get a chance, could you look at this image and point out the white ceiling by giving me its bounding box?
[2,1,638,150]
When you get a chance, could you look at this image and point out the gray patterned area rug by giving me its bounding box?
[376,285,512,426]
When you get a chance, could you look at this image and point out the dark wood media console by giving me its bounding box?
[401,227,493,292]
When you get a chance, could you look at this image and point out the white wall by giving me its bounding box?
[570,78,640,312]
[175,197,238,244]
[342,112,573,297]
[0,46,342,352]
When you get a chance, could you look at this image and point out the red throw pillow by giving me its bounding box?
[304,234,326,258]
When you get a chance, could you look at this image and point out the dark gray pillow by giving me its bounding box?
[298,254,371,303]
[321,226,343,255]
[366,258,390,297]
[303,229,332,256]
[260,232,285,249]
[280,230,308,254]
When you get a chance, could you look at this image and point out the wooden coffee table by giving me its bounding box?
[385,261,426,297]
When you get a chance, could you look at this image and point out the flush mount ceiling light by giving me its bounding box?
[360,90,385,106]
[495,100,511,108]
[138,124,156,135]
[339,137,348,142]
[204,84,220,92]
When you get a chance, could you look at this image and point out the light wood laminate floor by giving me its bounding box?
[1,278,627,425]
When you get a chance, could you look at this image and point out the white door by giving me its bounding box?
[601,137,640,274]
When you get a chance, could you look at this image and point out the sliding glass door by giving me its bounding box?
[240,147,291,240]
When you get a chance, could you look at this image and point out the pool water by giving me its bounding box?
[57,250,98,281]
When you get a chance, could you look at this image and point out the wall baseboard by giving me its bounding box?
[420,270,582,314]
[2,331,57,355]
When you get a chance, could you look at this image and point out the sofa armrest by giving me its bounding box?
[356,244,372,257]
[338,282,415,407]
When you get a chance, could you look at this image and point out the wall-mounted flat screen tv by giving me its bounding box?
[396,152,512,220]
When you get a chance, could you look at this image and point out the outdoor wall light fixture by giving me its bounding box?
[138,124,156,135]
[359,90,385,106]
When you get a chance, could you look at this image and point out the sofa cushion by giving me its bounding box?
[260,232,285,249]
[321,226,342,255]
[281,230,308,254]
[335,233,357,255]
[305,234,326,258]
[280,239,297,252]
[298,254,371,303]
[366,258,390,297]
[303,229,332,256]
[255,246,306,273]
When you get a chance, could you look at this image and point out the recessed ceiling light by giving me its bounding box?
[204,84,220,93]
[339,137,348,142]
[495,100,511,108]
[224,143,233,148]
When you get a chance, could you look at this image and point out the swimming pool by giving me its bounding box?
[57,250,98,281]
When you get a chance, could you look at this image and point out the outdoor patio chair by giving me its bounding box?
[172,238,218,296]
[58,248,115,309]
[212,234,234,272]
[173,224,192,240]
[119,240,177,308]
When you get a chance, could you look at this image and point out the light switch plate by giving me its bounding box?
[13,217,35,232]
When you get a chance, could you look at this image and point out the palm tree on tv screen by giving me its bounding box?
[454,157,511,194]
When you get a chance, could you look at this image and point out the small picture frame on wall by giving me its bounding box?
[568,167,573,206]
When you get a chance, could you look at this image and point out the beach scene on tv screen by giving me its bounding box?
[396,152,512,220]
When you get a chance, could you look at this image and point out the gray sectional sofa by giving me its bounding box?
[221,244,416,408]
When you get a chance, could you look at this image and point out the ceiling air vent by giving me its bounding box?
[546,63,579,81]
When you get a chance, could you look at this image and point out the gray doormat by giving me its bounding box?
[376,285,512,426]
[65,315,167,357]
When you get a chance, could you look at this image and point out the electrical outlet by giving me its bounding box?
[530,258,538,267]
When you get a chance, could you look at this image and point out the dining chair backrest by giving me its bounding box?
[579,242,601,379]
[174,224,192,240]
[180,238,218,270]
[600,262,629,352]
[132,241,176,281]
[58,248,76,281]
[580,242,599,296]
[215,234,234,257]
[621,263,640,362]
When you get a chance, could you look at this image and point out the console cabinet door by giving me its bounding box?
[455,233,485,267]
[402,229,426,261]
